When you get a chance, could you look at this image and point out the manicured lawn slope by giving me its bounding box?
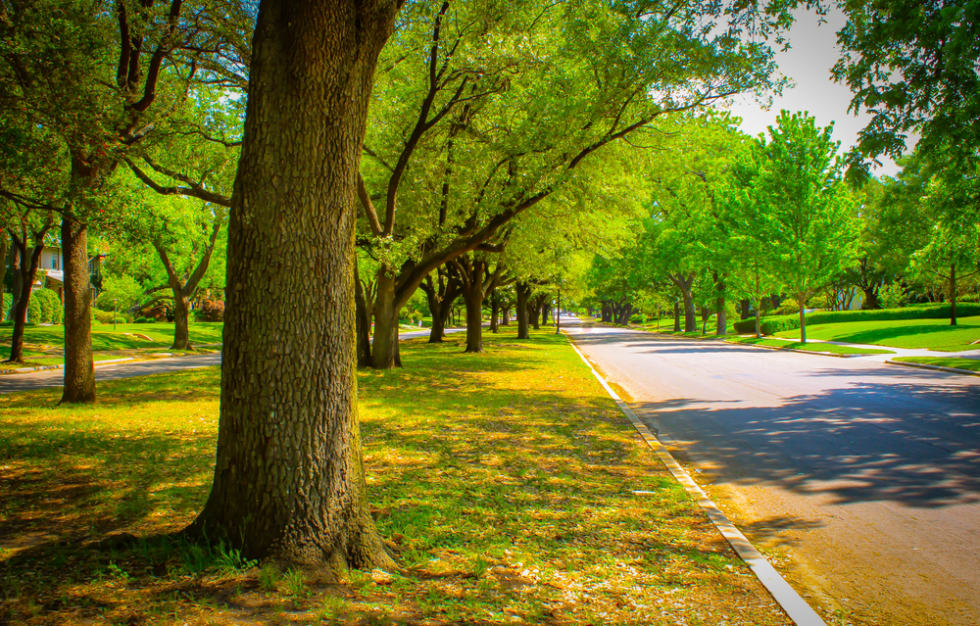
[0,330,789,624]
[727,335,892,355]
[774,315,980,352]
[892,356,980,373]
[0,322,223,370]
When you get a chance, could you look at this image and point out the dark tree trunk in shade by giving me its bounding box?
[460,260,486,353]
[489,290,499,333]
[6,237,44,363]
[673,300,681,332]
[516,282,530,340]
[371,273,398,369]
[739,299,751,320]
[354,274,372,367]
[501,307,509,325]
[188,0,399,574]
[60,213,96,404]
[541,302,550,324]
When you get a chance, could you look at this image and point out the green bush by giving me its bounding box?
[732,302,980,335]
[630,313,645,324]
[34,288,61,323]
[94,309,127,324]
[1,292,10,322]
[27,294,41,325]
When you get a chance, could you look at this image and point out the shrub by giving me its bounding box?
[630,313,645,324]
[135,316,154,324]
[1,292,10,322]
[35,289,61,323]
[732,302,980,335]
[879,283,906,309]
[196,299,224,322]
[27,295,41,325]
[95,275,145,313]
[94,309,126,324]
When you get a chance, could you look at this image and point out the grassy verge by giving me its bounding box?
[773,315,980,352]
[727,335,893,355]
[0,330,789,624]
[0,322,223,372]
[891,356,980,373]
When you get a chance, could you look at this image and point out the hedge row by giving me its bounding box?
[733,302,980,335]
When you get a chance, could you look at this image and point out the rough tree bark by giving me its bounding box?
[189,0,400,574]
[61,208,96,404]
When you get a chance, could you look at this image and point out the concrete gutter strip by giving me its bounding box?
[886,359,980,377]
[565,333,826,626]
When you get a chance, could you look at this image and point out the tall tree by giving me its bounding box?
[742,111,859,342]
[189,0,402,573]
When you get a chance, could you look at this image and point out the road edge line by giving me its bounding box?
[563,332,825,626]
[885,359,980,377]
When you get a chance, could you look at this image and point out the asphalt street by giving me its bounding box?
[566,319,980,625]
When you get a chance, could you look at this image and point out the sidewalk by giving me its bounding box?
[764,335,980,362]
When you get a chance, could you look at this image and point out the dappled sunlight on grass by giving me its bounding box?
[0,329,789,624]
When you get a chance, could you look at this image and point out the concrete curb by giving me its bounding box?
[564,331,826,626]
[886,359,980,378]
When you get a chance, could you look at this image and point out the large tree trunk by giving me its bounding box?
[189,0,398,574]
[61,214,96,404]
[680,289,696,333]
[516,282,530,340]
[501,307,510,325]
[371,272,399,370]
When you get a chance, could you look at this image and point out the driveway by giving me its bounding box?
[566,321,980,625]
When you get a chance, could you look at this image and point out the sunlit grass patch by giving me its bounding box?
[0,329,790,624]
[773,315,980,352]
[892,356,980,373]
[728,335,893,355]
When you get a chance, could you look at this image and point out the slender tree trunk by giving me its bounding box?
[949,263,957,326]
[756,298,763,338]
[681,289,696,332]
[489,291,499,334]
[463,272,484,353]
[673,300,681,332]
[6,239,44,363]
[516,282,530,340]
[541,302,550,324]
[189,0,398,573]
[701,306,709,334]
[61,214,96,404]
[531,297,541,329]
[371,273,399,369]
[798,295,807,344]
[354,274,373,367]
[501,307,510,325]
[171,294,191,350]
[714,273,726,335]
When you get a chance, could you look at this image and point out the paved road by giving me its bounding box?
[566,320,980,625]
[0,327,458,394]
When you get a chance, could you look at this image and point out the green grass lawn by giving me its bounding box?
[891,356,980,373]
[0,329,791,624]
[0,322,223,371]
[774,315,980,352]
[727,335,894,355]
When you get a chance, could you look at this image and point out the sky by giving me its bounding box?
[724,7,900,176]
